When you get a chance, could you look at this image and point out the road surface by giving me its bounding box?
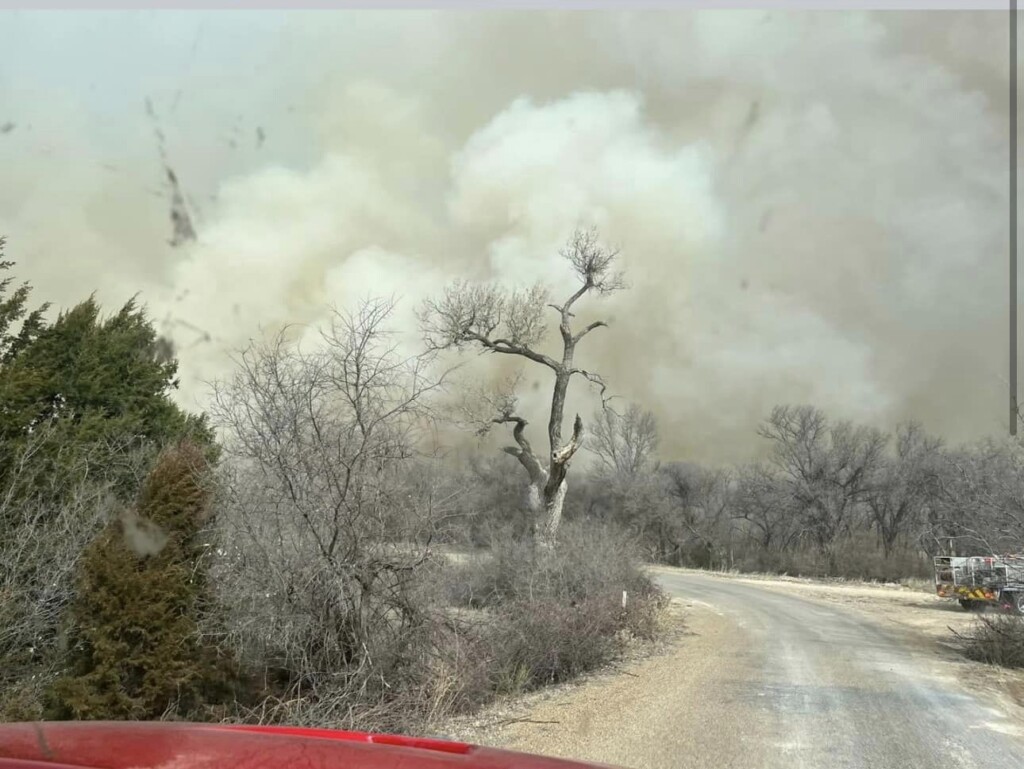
[654,570,1024,769]
[450,569,1024,769]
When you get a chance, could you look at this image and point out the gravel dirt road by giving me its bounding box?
[445,567,1024,769]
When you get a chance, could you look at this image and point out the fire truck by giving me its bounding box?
[933,554,1024,613]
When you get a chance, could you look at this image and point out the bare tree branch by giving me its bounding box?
[588,404,659,479]
[418,280,558,370]
[756,405,887,564]
[1,426,148,711]
[206,297,466,723]
[571,367,615,410]
[573,320,608,344]
[559,227,627,299]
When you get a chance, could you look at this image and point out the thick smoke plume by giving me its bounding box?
[0,10,1014,462]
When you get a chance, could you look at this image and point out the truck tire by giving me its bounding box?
[1012,593,1024,615]
[959,599,979,611]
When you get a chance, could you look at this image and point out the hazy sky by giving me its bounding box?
[0,10,1015,463]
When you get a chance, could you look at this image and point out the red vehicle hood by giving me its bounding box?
[0,722,621,769]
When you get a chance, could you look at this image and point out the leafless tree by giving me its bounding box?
[863,421,944,557]
[660,462,735,569]
[589,403,659,479]
[757,405,887,567]
[207,298,462,727]
[731,462,798,554]
[420,228,626,549]
[930,438,1024,554]
[592,471,671,559]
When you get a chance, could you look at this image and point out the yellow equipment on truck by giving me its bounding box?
[933,554,1024,613]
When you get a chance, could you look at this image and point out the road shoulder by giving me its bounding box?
[440,597,771,769]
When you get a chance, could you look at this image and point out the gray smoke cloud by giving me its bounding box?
[0,10,1014,463]
[120,510,169,559]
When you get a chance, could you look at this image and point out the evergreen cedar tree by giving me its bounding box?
[49,440,233,720]
[0,247,215,502]
[0,238,49,366]
[0,243,229,719]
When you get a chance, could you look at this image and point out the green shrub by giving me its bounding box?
[48,441,234,720]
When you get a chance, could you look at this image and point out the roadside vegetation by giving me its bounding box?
[0,232,664,732]
[955,616,1024,670]
[3,222,1023,726]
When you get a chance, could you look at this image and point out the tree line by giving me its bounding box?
[535,402,1024,581]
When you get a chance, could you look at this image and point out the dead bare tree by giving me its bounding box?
[589,403,659,479]
[660,462,735,570]
[757,405,887,568]
[863,421,943,558]
[931,438,1024,554]
[420,228,626,549]
[731,462,798,554]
